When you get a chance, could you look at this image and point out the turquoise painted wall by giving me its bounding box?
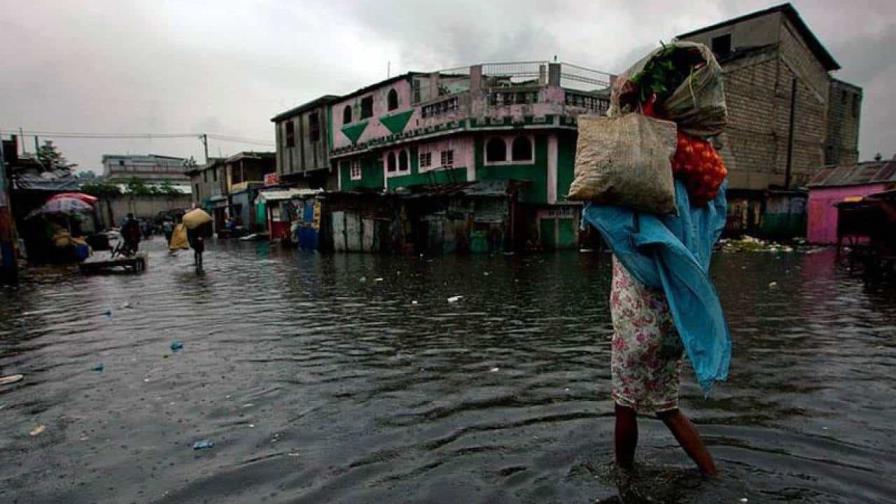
[339,156,384,191]
[475,134,548,204]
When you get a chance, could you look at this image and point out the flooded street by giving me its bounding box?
[1,239,895,503]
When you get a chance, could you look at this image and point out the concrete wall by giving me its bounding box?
[825,80,862,166]
[97,194,193,228]
[807,184,889,244]
[681,13,835,191]
[680,11,781,52]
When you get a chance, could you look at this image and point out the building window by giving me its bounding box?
[412,80,422,103]
[441,150,454,167]
[511,136,533,161]
[386,151,397,172]
[309,112,320,143]
[711,34,731,56]
[360,96,373,119]
[420,152,432,168]
[486,137,507,163]
[350,160,362,180]
[387,89,399,111]
[343,105,352,124]
[285,120,295,148]
[398,150,409,172]
[852,94,860,117]
[118,160,124,166]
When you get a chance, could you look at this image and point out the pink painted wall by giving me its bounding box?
[807,183,890,244]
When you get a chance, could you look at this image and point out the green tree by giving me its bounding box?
[125,177,152,196]
[80,180,122,197]
[158,179,181,197]
[36,140,76,172]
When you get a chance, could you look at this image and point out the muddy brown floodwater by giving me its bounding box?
[1,238,895,503]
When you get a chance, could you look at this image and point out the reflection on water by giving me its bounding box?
[1,240,894,503]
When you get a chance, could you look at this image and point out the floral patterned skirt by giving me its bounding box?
[610,256,684,413]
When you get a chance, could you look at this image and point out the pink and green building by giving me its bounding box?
[273,62,613,251]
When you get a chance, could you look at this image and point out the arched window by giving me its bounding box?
[486,137,507,163]
[386,151,397,172]
[387,89,399,111]
[398,150,408,171]
[343,105,352,124]
[511,136,532,161]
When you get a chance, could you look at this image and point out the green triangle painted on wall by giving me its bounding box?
[379,110,414,135]
[341,121,368,145]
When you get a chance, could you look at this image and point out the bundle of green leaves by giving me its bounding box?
[627,45,704,109]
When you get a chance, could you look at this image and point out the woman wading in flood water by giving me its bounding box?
[575,41,732,477]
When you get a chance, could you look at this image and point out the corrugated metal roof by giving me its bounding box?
[808,158,896,187]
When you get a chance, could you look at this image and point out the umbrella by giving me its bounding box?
[182,208,212,230]
[48,192,98,205]
[26,197,95,219]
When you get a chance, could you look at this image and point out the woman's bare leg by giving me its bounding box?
[657,408,717,476]
[614,404,638,470]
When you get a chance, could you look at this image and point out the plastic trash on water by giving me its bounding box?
[768,281,778,288]
[0,374,24,386]
[170,341,184,352]
[30,425,46,436]
[192,439,214,450]
[91,363,104,372]
[447,295,463,303]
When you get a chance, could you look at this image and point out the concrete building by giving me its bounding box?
[806,156,896,244]
[187,152,275,234]
[102,154,192,184]
[272,95,339,189]
[281,61,613,250]
[677,3,860,191]
[676,3,863,237]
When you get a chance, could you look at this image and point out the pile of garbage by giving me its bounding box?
[718,235,795,253]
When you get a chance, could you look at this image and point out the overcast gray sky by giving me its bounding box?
[1,0,893,173]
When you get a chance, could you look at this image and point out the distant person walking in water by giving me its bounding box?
[187,225,204,271]
[120,213,141,255]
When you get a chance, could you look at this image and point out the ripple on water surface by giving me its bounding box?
[1,240,895,503]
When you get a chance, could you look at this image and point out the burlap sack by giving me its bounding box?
[610,41,727,138]
[567,114,677,214]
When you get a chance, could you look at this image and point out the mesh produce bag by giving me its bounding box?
[568,114,678,214]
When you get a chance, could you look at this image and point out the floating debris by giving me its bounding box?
[447,295,463,303]
[359,276,367,283]
[120,301,132,309]
[192,439,214,450]
[411,300,418,305]
[170,341,184,353]
[91,363,104,372]
[29,425,46,436]
[374,277,384,282]
[490,367,500,372]
[768,281,778,289]
[720,235,799,253]
[0,374,24,386]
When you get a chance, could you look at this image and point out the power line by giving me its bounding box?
[0,129,274,146]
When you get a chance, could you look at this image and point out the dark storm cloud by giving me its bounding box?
[1,0,893,170]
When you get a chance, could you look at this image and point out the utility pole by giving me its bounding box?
[200,134,209,164]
